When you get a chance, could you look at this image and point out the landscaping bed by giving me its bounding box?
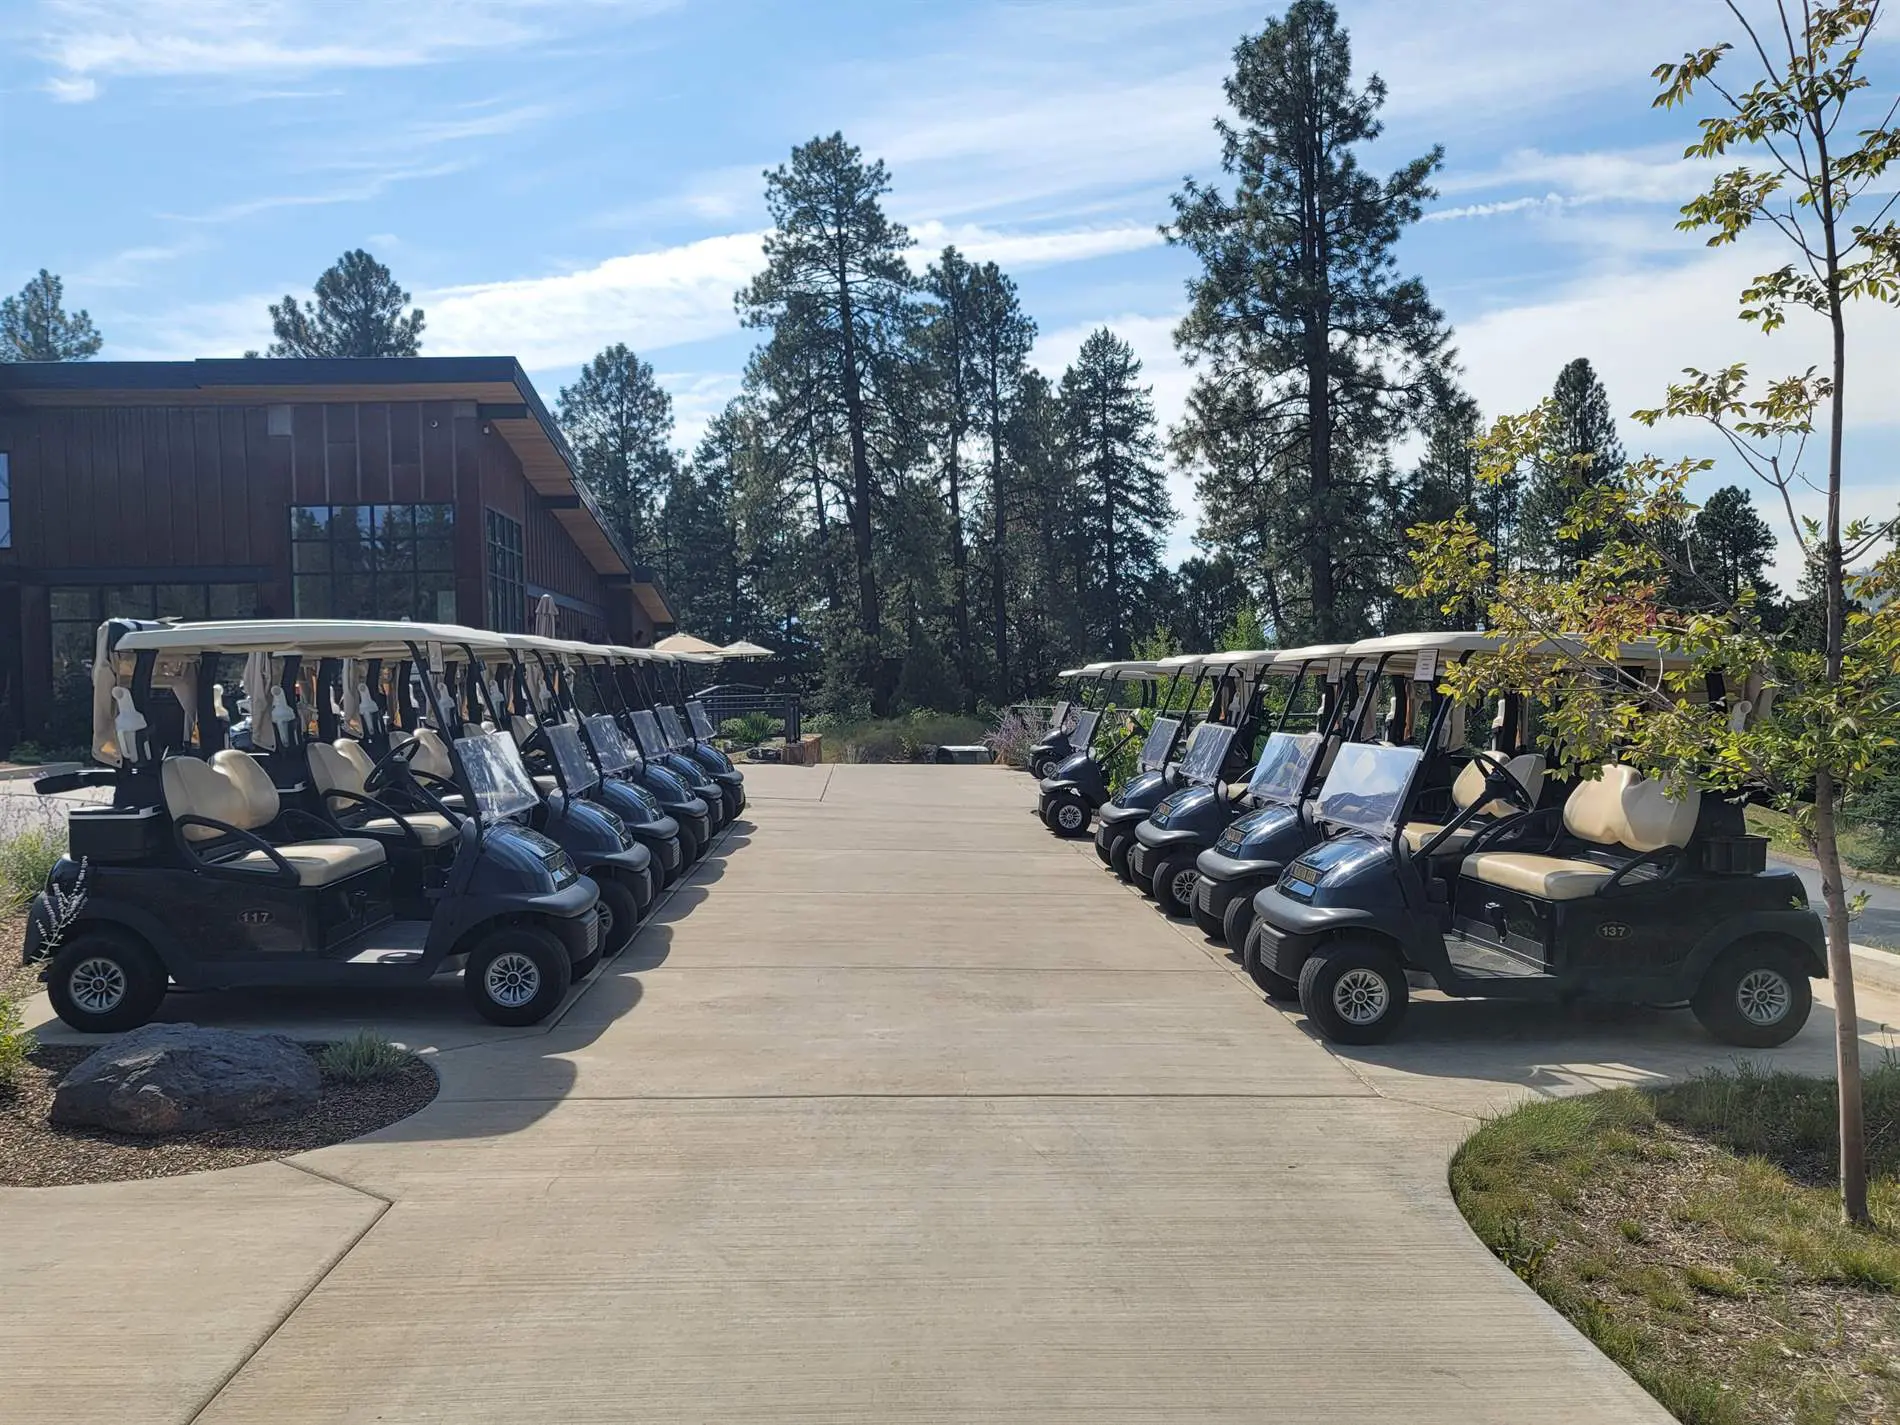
[0,1039,437,1188]
[1452,1066,1900,1423]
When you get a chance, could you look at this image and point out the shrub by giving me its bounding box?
[985,705,1045,769]
[719,712,782,746]
[0,820,67,912]
[0,993,32,1089]
[315,1030,413,1083]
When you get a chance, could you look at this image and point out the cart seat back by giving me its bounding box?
[409,728,454,780]
[1402,753,1546,854]
[308,740,375,797]
[162,755,256,842]
[1462,764,1701,901]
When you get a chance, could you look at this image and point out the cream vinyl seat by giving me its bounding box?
[162,750,386,887]
[307,740,459,848]
[1461,765,1701,901]
[1401,752,1547,854]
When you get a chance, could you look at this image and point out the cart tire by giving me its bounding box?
[1047,791,1092,838]
[1242,923,1299,1001]
[1033,755,1060,780]
[46,928,167,1033]
[465,924,573,1026]
[1691,938,1811,1048]
[593,873,642,959]
[1109,834,1135,882]
[1190,883,1225,939]
[1298,939,1408,1044]
[1151,852,1200,918]
[722,785,743,822]
[1094,828,1115,866]
[1222,892,1258,955]
[677,820,705,864]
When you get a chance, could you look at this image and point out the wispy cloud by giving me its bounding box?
[30,0,676,99]
[164,160,474,224]
[907,221,1164,270]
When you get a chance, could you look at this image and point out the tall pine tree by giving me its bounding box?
[1168,0,1450,641]
[267,250,424,357]
[557,344,678,564]
[1519,357,1625,572]
[0,270,102,361]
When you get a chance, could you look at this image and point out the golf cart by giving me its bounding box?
[23,619,603,1032]
[1028,667,1092,780]
[1247,632,1825,1047]
[1091,653,1214,879]
[586,649,718,861]
[610,652,735,834]
[1123,649,1295,915]
[1035,661,1169,836]
[495,636,687,895]
[644,649,747,821]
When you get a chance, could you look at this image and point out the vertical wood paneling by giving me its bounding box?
[359,403,391,503]
[420,402,452,503]
[219,408,250,563]
[292,404,325,505]
[254,406,292,616]
[170,409,199,565]
[389,401,422,502]
[452,409,483,624]
[326,403,359,505]
[193,409,223,561]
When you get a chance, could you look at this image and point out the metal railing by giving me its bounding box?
[696,685,803,743]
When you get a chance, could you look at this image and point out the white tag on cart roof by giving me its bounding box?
[1412,649,1438,684]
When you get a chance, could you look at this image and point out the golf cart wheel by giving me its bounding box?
[1297,939,1409,1045]
[46,928,167,1033]
[722,785,744,822]
[1221,892,1258,956]
[1048,791,1091,838]
[1033,756,1060,780]
[1151,852,1200,919]
[677,820,706,864]
[593,873,642,959]
[1109,834,1135,882]
[1094,826,1115,866]
[464,924,573,1026]
[1242,923,1299,1001]
[1691,938,1812,1048]
[1189,879,1225,939]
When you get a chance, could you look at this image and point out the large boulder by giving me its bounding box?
[51,1024,321,1136]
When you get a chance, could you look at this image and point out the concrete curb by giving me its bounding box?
[1850,943,1900,999]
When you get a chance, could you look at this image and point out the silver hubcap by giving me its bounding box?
[484,952,541,1008]
[70,957,127,1014]
[599,902,616,941]
[1332,967,1390,1025]
[1173,869,1201,905]
[1057,803,1084,829]
[1736,967,1792,1025]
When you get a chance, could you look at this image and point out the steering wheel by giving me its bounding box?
[1475,752,1539,812]
[366,736,420,792]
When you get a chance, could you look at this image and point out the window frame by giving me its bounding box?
[289,502,455,621]
[0,451,11,550]
[485,507,526,633]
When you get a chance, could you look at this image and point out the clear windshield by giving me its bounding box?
[687,701,715,740]
[631,710,668,758]
[1050,699,1072,731]
[544,721,600,792]
[1247,731,1323,806]
[1068,709,1101,749]
[1180,723,1237,786]
[454,731,541,821]
[1313,742,1423,835]
[1137,716,1181,773]
[585,713,636,773]
[658,706,689,749]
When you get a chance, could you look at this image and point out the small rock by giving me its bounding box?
[51,1024,321,1136]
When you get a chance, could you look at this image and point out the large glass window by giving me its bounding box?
[485,509,525,633]
[49,582,261,677]
[0,452,11,549]
[291,504,455,621]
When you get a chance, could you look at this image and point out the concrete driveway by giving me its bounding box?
[8,764,1898,1423]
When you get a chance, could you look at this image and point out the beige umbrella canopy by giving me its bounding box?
[720,639,775,659]
[655,633,723,655]
[532,593,558,639]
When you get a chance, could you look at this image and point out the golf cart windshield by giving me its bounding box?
[658,706,689,749]
[1067,708,1101,749]
[544,721,600,793]
[455,731,540,821]
[1050,699,1072,731]
[586,713,636,773]
[687,701,715,740]
[1313,743,1423,835]
[1179,722,1237,786]
[630,710,668,759]
[1247,732,1322,806]
[1137,716,1181,773]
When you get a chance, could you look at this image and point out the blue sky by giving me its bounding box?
[4,0,1897,589]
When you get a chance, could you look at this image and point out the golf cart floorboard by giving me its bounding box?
[335,917,431,967]
[183,918,445,989]
[1444,932,1548,981]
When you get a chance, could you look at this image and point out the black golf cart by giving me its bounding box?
[24,619,603,1033]
[1124,649,1291,914]
[1091,653,1212,878]
[1036,661,1168,836]
[1247,632,1826,1047]
[1028,667,1093,780]
[646,648,748,819]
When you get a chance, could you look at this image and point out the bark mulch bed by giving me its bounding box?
[0,1042,438,1188]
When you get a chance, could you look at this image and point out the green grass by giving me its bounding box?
[1746,804,1892,879]
[315,1030,414,1084]
[815,712,991,763]
[0,825,65,912]
[1451,1068,1900,1424]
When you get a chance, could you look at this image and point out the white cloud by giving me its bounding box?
[906,221,1164,271]
[422,232,765,369]
[43,73,97,101]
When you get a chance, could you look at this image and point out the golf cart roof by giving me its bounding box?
[1271,643,1352,667]
[1203,648,1279,671]
[111,619,511,658]
[1057,667,1086,679]
[1156,652,1208,669]
[1103,660,1171,679]
[1344,630,1695,668]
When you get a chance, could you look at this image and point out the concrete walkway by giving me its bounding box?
[10,765,1900,1423]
